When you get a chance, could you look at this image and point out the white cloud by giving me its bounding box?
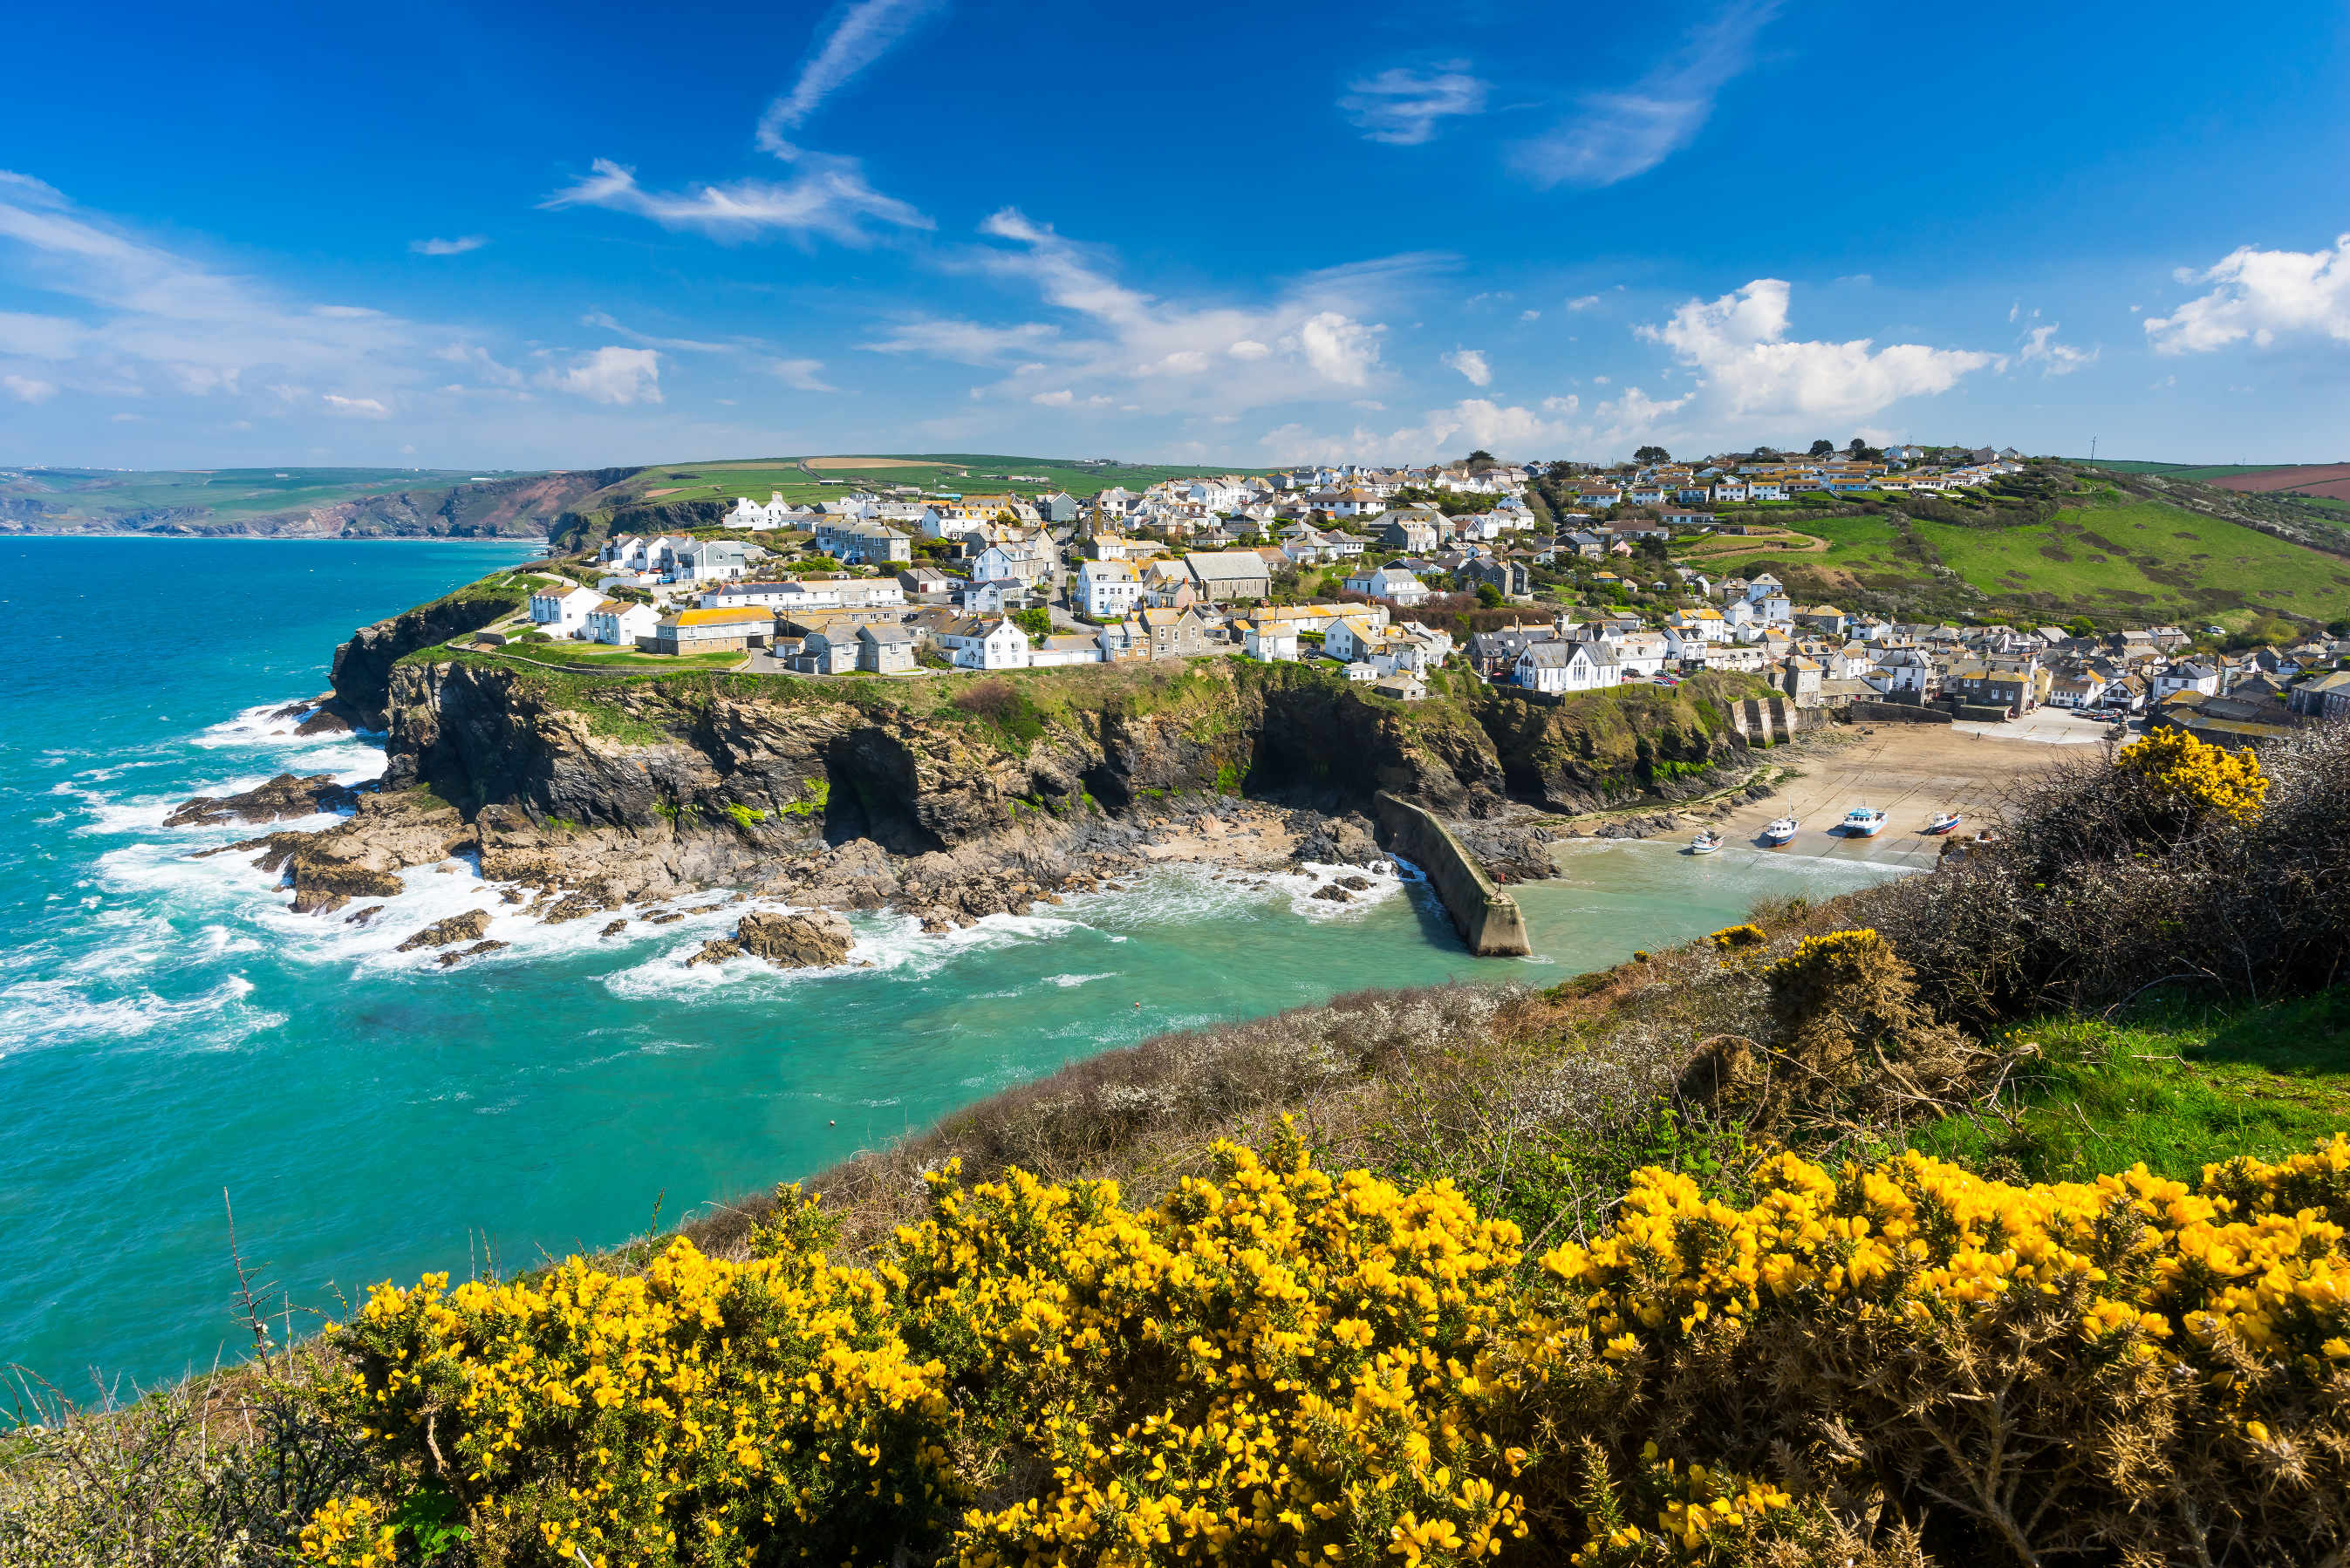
[1339,65,1491,147]
[859,317,1059,363]
[1291,310,1383,387]
[321,392,391,418]
[538,346,662,406]
[2145,233,2350,354]
[1512,1,1779,187]
[0,169,448,429]
[884,209,1427,419]
[2018,323,2096,376]
[762,358,833,392]
[3,372,56,402]
[409,235,488,256]
[1566,295,1600,311]
[1640,278,1994,425]
[542,153,928,244]
[756,0,946,147]
[581,310,835,390]
[1440,347,1492,386]
[1030,389,1074,406]
[1260,384,1683,466]
[1520,309,1540,322]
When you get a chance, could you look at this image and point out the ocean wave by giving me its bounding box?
[1046,971,1118,988]
[0,973,280,1055]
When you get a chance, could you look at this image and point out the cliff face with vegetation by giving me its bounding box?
[379,654,1769,843]
[331,578,540,728]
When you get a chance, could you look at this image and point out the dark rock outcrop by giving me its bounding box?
[396,910,493,951]
[735,909,854,968]
[165,773,357,828]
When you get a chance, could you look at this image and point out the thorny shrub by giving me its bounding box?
[296,1132,2350,1567]
[1857,720,2350,1023]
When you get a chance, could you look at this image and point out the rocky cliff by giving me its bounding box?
[331,580,536,728]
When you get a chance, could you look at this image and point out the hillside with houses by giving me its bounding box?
[447,445,2350,753]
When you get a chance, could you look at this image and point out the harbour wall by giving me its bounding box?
[1373,791,1532,958]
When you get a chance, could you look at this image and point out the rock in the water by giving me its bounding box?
[734,909,854,968]
[645,910,685,925]
[1335,875,1373,892]
[1311,883,1353,903]
[437,938,510,966]
[599,918,628,937]
[344,904,383,926]
[685,938,743,967]
[542,891,611,924]
[396,910,493,951]
[165,773,357,829]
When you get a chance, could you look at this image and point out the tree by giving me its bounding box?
[1809,440,1835,457]
[1634,445,1670,462]
[1476,583,1504,608]
[1848,438,1868,454]
[1467,449,1494,464]
[1010,607,1055,641]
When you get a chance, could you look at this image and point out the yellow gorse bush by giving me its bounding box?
[302,1135,2350,1566]
[893,1133,1530,1567]
[2115,727,2268,824]
[308,1190,955,1566]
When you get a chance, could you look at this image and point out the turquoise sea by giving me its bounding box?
[0,537,1908,1393]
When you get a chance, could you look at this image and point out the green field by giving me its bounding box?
[1,466,483,523]
[600,453,1265,511]
[2068,460,2298,479]
[1682,495,2350,623]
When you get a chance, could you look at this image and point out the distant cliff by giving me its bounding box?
[0,468,642,540]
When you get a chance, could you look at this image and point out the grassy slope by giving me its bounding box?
[1908,989,2350,1183]
[1683,494,2350,624]
[3,466,482,522]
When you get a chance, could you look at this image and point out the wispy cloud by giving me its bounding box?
[1440,347,1492,385]
[584,310,837,391]
[1512,0,1779,187]
[537,346,662,406]
[1339,65,1490,147]
[863,208,1445,420]
[409,235,488,256]
[1566,295,1601,311]
[2018,323,2096,376]
[2145,232,2350,354]
[541,152,928,244]
[758,0,946,149]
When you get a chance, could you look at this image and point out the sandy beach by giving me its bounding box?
[1595,717,2114,874]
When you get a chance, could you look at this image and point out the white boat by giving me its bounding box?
[1925,811,1963,835]
[1841,806,1889,837]
[1760,815,1799,845]
[1689,828,1724,855]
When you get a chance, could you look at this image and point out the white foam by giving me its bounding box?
[0,973,279,1055]
[1046,971,1117,988]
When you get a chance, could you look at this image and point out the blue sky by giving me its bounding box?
[4,0,2348,470]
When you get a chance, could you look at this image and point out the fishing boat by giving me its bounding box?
[1759,815,1799,845]
[1925,811,1963,835]
[1689,828,1724,855]
[1840,806,1889,837]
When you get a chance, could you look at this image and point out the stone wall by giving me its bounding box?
[1372,791,1532,958]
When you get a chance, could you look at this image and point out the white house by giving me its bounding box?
[2153,660,2221,699]
[1075,560,1141,619]
[1342,564,1429,607]
[935,616,1031,670]
[529,584,604,635]
[1665,607,1728,644]
[584,598,659,646]
[1243,623,1300,662]
[1516,638,1617,693]
[1323,616,1388,664]
[1614,631,1670,677]
[971,542,1049,586]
